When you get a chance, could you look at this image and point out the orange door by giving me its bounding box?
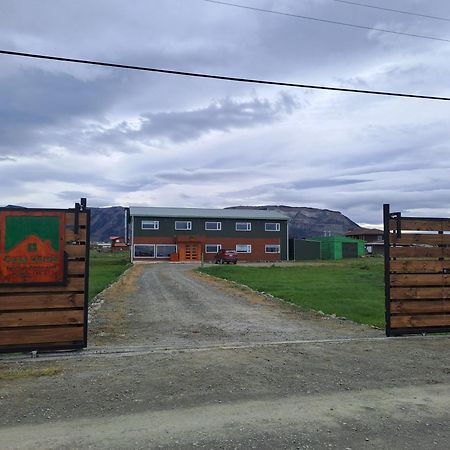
[179,243,201,261]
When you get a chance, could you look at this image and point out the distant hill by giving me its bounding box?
[226,205,358,239]
[90,206,126,242]
[89,204,358,242]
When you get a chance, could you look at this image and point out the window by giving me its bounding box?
[236,244,252,253]
[134,244,155,258]
[142,220,159,230]
[175,221,192,230]
[265,223,280,232]
[265,245,280,254]
[236,222,251,231]
[156,244,177,258]
[205,221,222,231]
[205,244,221,253]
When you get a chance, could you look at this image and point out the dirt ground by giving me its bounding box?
[1,263,450,449]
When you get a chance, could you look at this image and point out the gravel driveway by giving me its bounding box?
[1,263,450,449]
[89,263,381,348]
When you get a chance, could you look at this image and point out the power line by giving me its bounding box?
[1,49,449,101]
[200,0,450,43]
[328,0,450,23]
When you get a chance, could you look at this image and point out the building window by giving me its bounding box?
[205,221,222,231]
[236,222,251,231]
[236,244,252,253]
[142,220,159,230]
[265,245,280,254]
[205,244,222,253]
[134,244,155,258]
[265,223,280,232]
[175,221,192,230]
[156,244,177,258]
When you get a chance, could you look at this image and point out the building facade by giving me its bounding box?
[129,207,289,262]
[345,227,384,255]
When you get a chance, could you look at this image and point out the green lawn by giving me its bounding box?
[199,259,385,328]
[88,251,131,302]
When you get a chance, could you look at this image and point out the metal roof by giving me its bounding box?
[346,227,383,236]
[129,206,289,220]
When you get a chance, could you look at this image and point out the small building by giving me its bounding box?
[110,236,129,252]
[312,236,365,260]
[345,227,384,255]
[128,207,289,263]
[289,239,321,261]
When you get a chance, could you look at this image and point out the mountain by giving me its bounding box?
[90,206,127,242]
[2,205,359,242]
[226,205,358,239]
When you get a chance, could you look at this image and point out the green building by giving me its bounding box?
[311,236,365,260]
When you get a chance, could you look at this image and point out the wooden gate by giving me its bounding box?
[384,204,450,336]
[0,199,90,352]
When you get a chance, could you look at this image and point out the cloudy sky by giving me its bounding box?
[1,0,449,225]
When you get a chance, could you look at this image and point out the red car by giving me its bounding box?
[214,249,238,264]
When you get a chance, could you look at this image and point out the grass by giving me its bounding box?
[0,366,63,381]
[199,259,385,328]
[88,251,132,302]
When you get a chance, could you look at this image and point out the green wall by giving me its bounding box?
[311,236,365,260]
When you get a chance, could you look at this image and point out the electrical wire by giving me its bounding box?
[1,50,449,101]
[200,0,450,43]
[328,0,450,23]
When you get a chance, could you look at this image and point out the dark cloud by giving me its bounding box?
[97,93,300,146]
[56,191,92,201]
[0,67,122,156]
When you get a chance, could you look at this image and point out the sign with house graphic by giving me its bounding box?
[0,211,66,285]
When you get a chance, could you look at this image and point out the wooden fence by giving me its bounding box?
[384,204,450,336]
[0,200,90,352]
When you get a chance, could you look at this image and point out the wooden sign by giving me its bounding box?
[0,200,90,353]
[0,211,66,285]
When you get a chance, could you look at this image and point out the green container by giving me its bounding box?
[311,236,365,260]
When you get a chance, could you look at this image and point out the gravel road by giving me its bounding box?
[1,263,450,449]
[89,263,381,348]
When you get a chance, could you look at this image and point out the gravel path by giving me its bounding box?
[1,262,450,449]
[89,263,381,348]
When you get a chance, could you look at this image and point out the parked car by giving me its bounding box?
[214,249,238,264]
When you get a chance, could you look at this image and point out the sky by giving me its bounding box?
[1,0,449,226]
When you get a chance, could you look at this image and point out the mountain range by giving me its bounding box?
[89,205,358,242]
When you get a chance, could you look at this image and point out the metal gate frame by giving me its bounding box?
[384,204,450,336]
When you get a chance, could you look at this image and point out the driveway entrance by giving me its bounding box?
[2,263,450,449]
[89,263,380,348]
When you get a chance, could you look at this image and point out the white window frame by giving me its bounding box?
[236,244,252,253]
[265,244,280,254]
[205,221,222,231]
[236,222,251,232]
[265,222,280,232]
[134,244,155,258]
[156,244,177,258]
[175,220,192,231]
[205,244,222,253]
[142,220,159,230]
